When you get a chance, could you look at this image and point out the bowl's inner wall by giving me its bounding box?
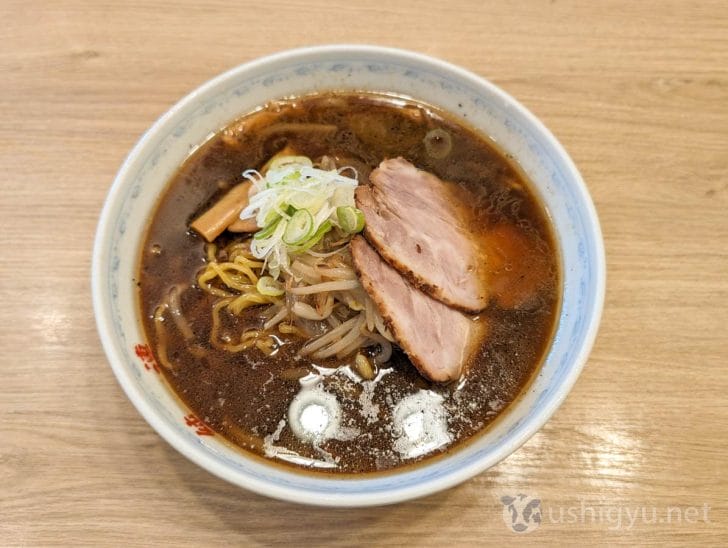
[97,48,601,504]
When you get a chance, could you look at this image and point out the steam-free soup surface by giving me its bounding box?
[138,92,559,474]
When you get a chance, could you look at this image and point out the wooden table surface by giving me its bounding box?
[2,1,727,545]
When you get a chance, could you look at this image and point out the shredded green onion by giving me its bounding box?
[253,216,281,240]
[292,220,332,253]
[256,276,284,297]
[283,209,314,245]
[239,155,364,278]
[336,206,365,234]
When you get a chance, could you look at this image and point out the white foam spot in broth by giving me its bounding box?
[392,390,451,459]
[288,384,342,443]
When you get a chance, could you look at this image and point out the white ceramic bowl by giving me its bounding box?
[92,45,605,507]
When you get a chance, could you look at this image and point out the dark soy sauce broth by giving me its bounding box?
[138,92,560,474]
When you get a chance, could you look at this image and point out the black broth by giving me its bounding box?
[138,92,560,474]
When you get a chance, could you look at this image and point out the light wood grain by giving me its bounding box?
[2,0,727,545]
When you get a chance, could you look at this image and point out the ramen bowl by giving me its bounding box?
[92,45,605,506]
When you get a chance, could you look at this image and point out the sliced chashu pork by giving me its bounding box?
[355,158,488,313]
[350,236,486,383]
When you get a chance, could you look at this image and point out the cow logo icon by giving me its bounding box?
[500,494,542,533]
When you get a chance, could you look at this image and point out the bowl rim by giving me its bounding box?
[92,44,606,507]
